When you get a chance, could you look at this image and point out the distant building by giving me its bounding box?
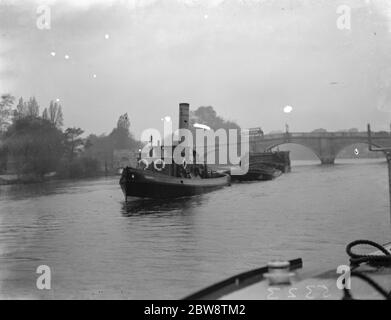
[249,127,264,137]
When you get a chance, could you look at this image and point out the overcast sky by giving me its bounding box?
[1,0,391,137]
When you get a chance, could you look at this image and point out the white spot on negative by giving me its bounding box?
[50,51,56,57]
[104,34,110,39]
[64,55,70,60]
[284,105,293,113]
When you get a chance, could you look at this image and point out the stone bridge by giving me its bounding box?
[248,130,391,164]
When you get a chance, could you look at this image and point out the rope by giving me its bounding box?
[346,239,391,267]
[342,240,391,300]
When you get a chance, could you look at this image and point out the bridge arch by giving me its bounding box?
[268,142,322,164]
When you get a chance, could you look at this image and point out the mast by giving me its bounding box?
[367,124,391,225]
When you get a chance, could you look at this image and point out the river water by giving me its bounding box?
[0,159,390,299]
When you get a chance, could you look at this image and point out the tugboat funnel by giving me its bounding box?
[179,103,190,130]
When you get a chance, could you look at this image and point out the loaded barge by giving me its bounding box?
[229,151,290,181]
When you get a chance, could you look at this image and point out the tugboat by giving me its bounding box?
[120,166,229,199]
[120,103,231,200]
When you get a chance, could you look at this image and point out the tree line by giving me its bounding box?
[0,94,140,180]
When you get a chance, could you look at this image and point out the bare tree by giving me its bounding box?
[26,97,39,117]
[0,94,15,132]
[46,101,64,128]
[14,97,27,119]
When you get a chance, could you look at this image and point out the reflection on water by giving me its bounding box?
[0,159,390,299]
[122,196,204,216]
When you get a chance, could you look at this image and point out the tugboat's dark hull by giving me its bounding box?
[120,167,230,199]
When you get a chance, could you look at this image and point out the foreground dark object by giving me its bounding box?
[183,241,391,300]
[183,258,303,300]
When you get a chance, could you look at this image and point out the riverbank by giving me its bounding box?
[0,172,117,185]
[0,174,22,185]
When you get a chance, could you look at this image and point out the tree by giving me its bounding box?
[26,97,40,117]
[190,106,240,132]
[83,115,140,172]
[4,116,64,177]
[42,108,49,121]
[46,101,63,128]
[83,133,112,170]
[117,113,130,130]
[64,127,85,162]
[109,114,138,150]
[0,94,15,132]
[14,97,26,119]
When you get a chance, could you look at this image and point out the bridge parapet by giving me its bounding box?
[247,130,391,165]
[247,131,391,140]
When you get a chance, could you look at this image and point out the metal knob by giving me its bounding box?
[264,260,294,285]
